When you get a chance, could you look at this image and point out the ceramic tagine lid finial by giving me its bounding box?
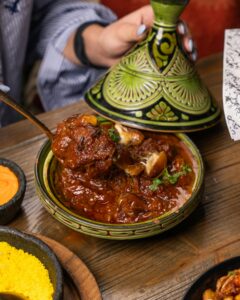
[85,0,221,132]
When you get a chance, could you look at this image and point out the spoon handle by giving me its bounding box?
[0,90,53,140]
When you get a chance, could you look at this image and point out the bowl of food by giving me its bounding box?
[0,226,63,300]
[34,114,204,240]
[183,256,240,300]
[0,158,26,225]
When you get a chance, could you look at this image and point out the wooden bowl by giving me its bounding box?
[183,256,240,300]
[0,158,26,225]
[34,133,204,240]
[0,226,63,300]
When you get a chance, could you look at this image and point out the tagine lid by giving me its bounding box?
[85,0,221,133]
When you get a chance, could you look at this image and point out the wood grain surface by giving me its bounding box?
[1,53,240,299]
[38,235,101,300]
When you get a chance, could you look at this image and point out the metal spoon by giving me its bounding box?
[0,294,24,300]
[0,90,53,140]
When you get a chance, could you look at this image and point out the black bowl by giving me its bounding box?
[0,158,26,225]
[0,226,63,300]
[183,256,240,299]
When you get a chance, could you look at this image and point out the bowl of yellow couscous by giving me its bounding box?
[0,226,63,300]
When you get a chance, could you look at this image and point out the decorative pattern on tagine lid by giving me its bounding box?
[85,0,221,132]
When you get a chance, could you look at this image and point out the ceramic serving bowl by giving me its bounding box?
[0,226,63,300]
[0,158,26,225]
[183,256,240,300]
[34,133,204,240]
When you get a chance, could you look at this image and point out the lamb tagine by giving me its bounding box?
[51,114,198,224]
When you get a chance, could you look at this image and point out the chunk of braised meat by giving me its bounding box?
[115,146,145,176]
[52,114,176,180]
[119,136,174,177]
[129,137,174,162]
[113,131,174,178]
[52,114,116,177]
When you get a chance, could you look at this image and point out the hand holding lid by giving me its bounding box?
[85,0,221,132]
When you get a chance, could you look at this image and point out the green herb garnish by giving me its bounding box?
[149,178,164,191]
[97,115,112,125]
[108,127,120,143]
[228,271,236,276]
[149,164,192,191]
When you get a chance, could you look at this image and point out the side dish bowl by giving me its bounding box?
[183,256,240,300]
[34,133,204,240]
[0,158,26,225]
[0,226,63,300]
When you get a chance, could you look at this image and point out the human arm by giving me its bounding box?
[63,5,196,68]
[29,1,116,111]
[63,5,153,67]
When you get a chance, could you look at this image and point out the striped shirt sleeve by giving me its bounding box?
[0,44,3,83]
[31,0,117,111]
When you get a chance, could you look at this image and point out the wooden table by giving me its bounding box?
[1,53,238,300]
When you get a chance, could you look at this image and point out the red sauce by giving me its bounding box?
[52,115,197,224]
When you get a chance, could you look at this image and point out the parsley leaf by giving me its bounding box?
[108,127,120,143]
[149,164,192,191]
[228,271,236,276]
[149,178,163,191]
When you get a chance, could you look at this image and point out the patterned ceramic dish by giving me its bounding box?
[0,158,26,225]
[0,226,63,300]
[183,256,240,300]
[34,133,204,240]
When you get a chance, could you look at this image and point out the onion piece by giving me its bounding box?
[142,151,167,178]
[114,123,144,146]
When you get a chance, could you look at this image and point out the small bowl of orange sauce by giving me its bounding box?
[0,158,26,225]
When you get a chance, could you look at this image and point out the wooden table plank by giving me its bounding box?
[1,53,239,300]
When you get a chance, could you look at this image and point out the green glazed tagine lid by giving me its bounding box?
[85,0,221,132]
